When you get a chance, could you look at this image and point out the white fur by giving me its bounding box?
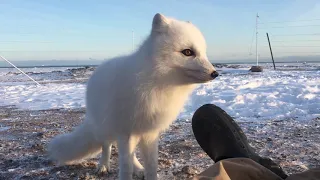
[48,13,216,180]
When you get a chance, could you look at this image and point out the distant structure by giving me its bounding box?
[250,13,263,72]
[132,30,135,52]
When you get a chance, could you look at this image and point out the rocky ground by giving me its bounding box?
[0,107,319,180]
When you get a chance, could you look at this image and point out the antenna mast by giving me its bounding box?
[132,30,135,52]
[256,13,259,66]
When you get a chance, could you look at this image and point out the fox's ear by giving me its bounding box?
[152,13,170,33]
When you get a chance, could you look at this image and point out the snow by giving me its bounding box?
[1,83,86,110]
[1,66,319,122]
[181,69,320,121]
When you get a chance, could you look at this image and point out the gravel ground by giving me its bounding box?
[0,107,319,179]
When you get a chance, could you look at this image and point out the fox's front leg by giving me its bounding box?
[140,133,159,180]
[118,135,140,180]
[97,141,112,174]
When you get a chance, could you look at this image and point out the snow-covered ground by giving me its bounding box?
[1,63,319,122]
[0,63,319,179]
[182,68,320,122]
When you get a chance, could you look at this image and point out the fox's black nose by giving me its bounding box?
[211,71,219,79]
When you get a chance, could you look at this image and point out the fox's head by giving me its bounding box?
[149,13,218,84]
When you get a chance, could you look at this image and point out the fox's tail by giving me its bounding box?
[47,120,102,164]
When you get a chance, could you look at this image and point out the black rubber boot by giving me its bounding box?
[192,104,288,179]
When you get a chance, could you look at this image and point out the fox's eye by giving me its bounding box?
[181,49,194,56]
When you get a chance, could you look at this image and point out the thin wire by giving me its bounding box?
[1,50,107,52]
[271,33,320,36]
[258,24,320,29]
[271,52,320,54]
[271,40,320,42]
[258,19,320,24]
[0,55,41,86]
[0,41,55,43]
[262,45,320,47]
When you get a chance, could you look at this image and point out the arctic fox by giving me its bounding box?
[48,13,218,180]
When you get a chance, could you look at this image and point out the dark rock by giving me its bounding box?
[227,65,241,69]
[20,175,32,179]
[250,66,263,72]
[213,63,225,68]
[182,165,197,175]
[36,132,44,137]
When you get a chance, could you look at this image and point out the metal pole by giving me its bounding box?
[266,33,276,70]
[256,13,259,66]
[132,30,134,52]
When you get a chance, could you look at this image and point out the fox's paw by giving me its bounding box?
[96,164,110,174]
[133,170,144,179]
[133,166,145,179]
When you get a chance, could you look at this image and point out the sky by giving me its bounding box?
[1,0,320,63]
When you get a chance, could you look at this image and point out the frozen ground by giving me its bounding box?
[0,63,319,179]
[0,107,319,179]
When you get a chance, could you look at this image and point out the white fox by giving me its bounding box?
[48,13,218,180]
